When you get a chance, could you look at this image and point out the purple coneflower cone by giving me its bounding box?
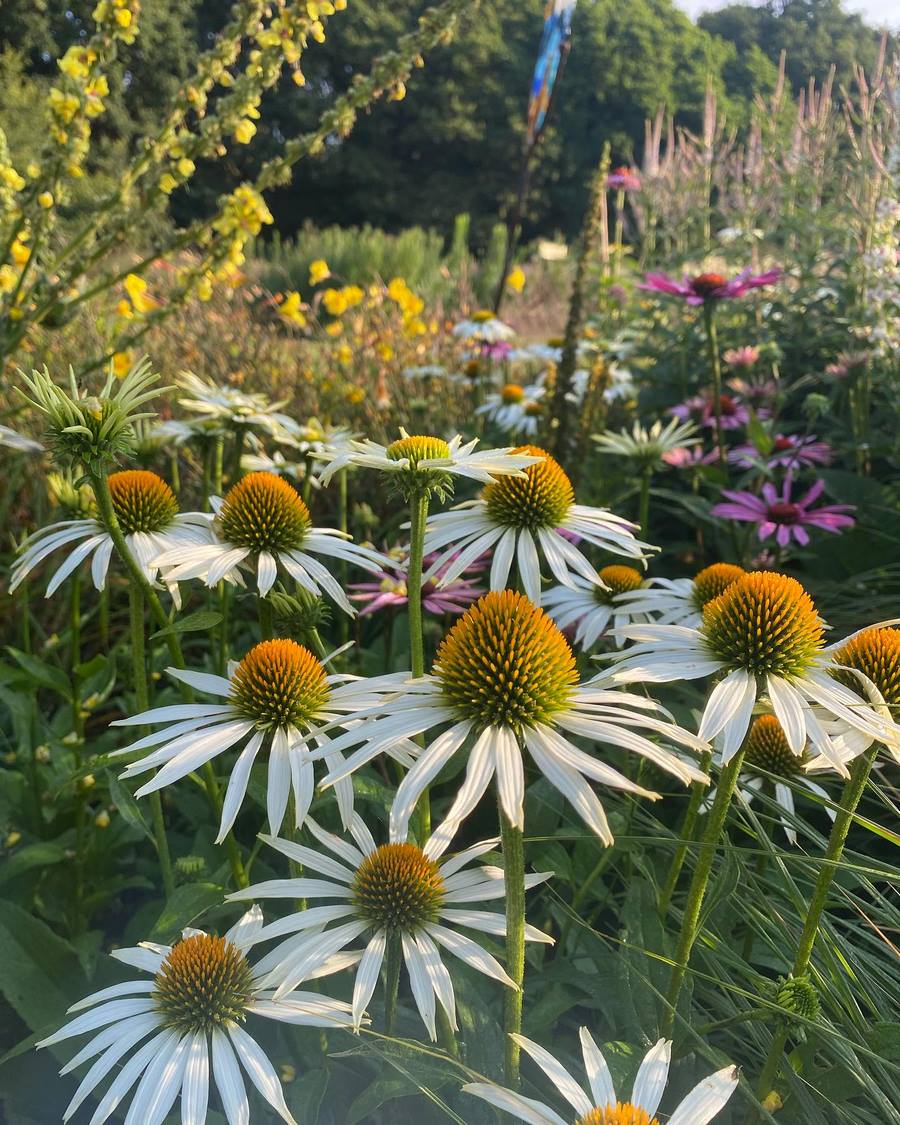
[711,477,855,547]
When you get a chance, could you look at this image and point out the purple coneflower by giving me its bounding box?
[825,351,868,379]
[350,552,484,617]
[670,393,762,431]
[712,477,855,547]
[729,434,832,470]
[723,345,760,368]
[607,165,641,191]
[726,374,778,405]
[661,445,720,468]
[640,267,780,305]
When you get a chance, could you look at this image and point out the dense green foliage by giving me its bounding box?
[0,0,891,243]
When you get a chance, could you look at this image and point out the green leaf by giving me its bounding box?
[3,649,71,699]
[106,772,155,844]
[0,900,83,1034]
[150,610,223,640]
[0,841,67,888]
[149,883,226,943]
[288,1067,329,1122]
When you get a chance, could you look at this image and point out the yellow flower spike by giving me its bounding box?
[308,258,330,286]
[278,291,307,327]
[124,273,157,314]
[159,173,178,195]
[38,192,54,209]
[234,119,257,144]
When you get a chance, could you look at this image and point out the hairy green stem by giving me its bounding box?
[499,800,526,1087]
[663,747,745,1037]
[751,746,878,1115]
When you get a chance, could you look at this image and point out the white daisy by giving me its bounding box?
[241,448,312,487]
[309,591,709,848]
[614,563,747,628]
[0,423,43,453]
[176,370,304,447]
[37,906,357,1125]
[543,564,650,650]
[228,815,552,1039]
[109,638,414,842]
[9,469,212,606]
[313,430,540,488]
[603,572,900,770]
[423,445,653,606]
[152,471,393,612]
[464,1032,739,1125]
[452,313,515,343]
[476,382,545,436]
[706,713,853,845]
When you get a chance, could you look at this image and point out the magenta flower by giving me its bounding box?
[639,267,780,305]
[607,166,641,191]
[729,434,832,470]
[723,345,760,368]
[712,478,855,547]
[661,445,720,468]
[350,552,484,617]
[670,393,767,431]
[726,375,778,406]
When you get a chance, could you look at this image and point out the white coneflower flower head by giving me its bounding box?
[18,358,163,469]
[464,1031,739,1125]
[614,562,746,629]
[593,417,700,467]
[176,370,302,447]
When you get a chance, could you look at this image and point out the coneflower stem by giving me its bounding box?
[70,573,87,931]
[750,745,878,1117]
[384,930,402,1036]
[663,747,745,1037]
[407,490,431,839]
[499,800,526,1087]
[338,468,349,649]
[658,750,713,917]
[702,302,726,464]
[128,584,175,899]
[638,463,652,539]
[258,596,274,641]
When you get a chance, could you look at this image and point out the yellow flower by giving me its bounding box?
[376,342,394,361]
[337,343,353,365]
[59,47,97,80]
[38,192,54,209]
[389,82,406,102]
[325,321,343,336]
[309,258,330,285]
[322,287,348,316]
[341,284,364,308]
[26,163,40,179]
[124,273,158,314]
[403,317,427,337]
[49,88,80,124]
[95,810,111,829]
[344,386,365,404]
[506,266,526,293]
[116,298,134,319]
[4,832,21,849]
[278,291,307,327]
[234,119,257,144]
[11,239,30,267]
[112,351,133,377]
[0,165,26,192]
[177,157,195,178]
[159,172,178,195]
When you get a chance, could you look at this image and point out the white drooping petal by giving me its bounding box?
[631,1038,671,1118]
[667,1065,740,1125]
[352,931,386,1030]
[512,1034,593,1116]
[580,1026,617,1109]
[462,1083,567,1125]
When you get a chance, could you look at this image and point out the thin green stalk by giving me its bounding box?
[702,302,726,464]
[200,761,248,889]
[128,584,175,899]
[99,583,110,649]
[258,597,274,641]
[658,750,713,916]
[226,427,245,487]
[407,490,431,839]
[638,464,652,539]
[499,799,526,1087]
[213,434,225,495]
[663,747,745,1037]
[751,746,878,1114]
[338,468,349,649]
[70,573,88,931]
[384,930,403,1036]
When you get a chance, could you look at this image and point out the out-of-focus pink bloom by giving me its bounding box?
[712,477,855,547]
[476,341,513,361]
[607,166,641,191]
[729,434,832,470]
[825,351,868,380]
[670,393,767,431]
[661,445,720,468]
[726,375,778,405]
[723,345,760,368]
[639,267,780,305]
[350,552,484,617]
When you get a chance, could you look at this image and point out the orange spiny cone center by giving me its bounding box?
[484,445,571,530]
[153,934,253,1034]
[219,471,311,552]
[230,638,330,729]
[108,470,178,534]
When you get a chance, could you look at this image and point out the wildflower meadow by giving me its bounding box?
[0,1,899,1123]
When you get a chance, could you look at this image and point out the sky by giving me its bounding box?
[675,0,899,28]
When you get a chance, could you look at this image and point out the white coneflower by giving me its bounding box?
[476,382,545,436]
[176,371,303,447]
[310,591,708,847]
[464,1032,739,1125]
[709,714,849,844]
[0,423,43,453]
[9,470,211,605]
[229,815,551,1039]
[452,312,515,343]
[37,906,356,1125]
[241,448,311,486]
[543,564,650,650]
[313,430,540,489]
[423,445,653,606]
[603,572,900,767]
[152,471,393,611]
[614,563,747,628]
[593,417,700,468]
[110,638,413,842]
